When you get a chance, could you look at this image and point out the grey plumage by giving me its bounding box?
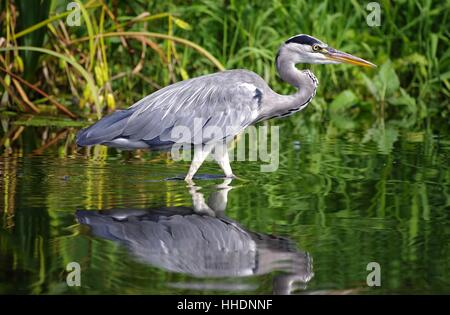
[77,70,267,149]
[76,34,375,179]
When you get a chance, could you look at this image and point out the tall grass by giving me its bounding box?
[0,0,449,153]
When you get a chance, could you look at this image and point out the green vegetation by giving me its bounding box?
[0,0,449,154]
[0,1,449,294]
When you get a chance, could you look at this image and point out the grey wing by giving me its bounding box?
[120,72,262,145]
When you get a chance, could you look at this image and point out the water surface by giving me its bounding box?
[0,129,449,294]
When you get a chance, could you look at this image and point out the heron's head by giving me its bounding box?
[277,34,376,68]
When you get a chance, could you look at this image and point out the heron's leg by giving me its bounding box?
[185,143,213,182]
[213,143,234,178]
[206,178,233,216]
[187,183,216,217]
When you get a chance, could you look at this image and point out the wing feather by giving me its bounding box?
[122,70,262,145]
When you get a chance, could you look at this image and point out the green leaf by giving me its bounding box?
[12,116,87,127]
[438,71,450,81]
[359,73,380,101]
[376,127,399,154]
[403,53,428,66]
[329,90,359,113]
[173,17,192,30]
[388,88,416,113]
[16,0,51,81]
[364,126,399,154]
[379,61,400,97]
[180,68,189,80]
[330,114,356,130]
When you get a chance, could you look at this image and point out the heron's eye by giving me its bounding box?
[312,44,321,52]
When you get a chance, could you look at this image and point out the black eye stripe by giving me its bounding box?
[285,35,321,46]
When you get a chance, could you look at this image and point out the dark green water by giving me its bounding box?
[0,128,449,294]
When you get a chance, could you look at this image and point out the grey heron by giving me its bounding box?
[76,34,375,180]
[76,179,313,294]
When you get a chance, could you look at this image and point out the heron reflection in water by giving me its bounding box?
[76,179,313,294]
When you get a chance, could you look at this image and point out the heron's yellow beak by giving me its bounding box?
[325,48,376,68]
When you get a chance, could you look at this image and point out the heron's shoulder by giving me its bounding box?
[220,69,266,82]
[187,69,265,86]
[130,69,266,110]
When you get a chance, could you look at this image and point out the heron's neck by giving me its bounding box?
[260,50,318,119]
[276,51,317,90]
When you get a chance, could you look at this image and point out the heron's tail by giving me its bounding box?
[76,109,134,146]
